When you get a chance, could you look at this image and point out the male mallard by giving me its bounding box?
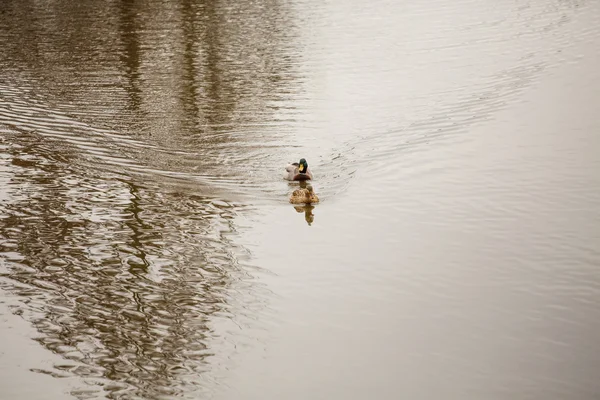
[283,158,313,181]
[289,185,320,204]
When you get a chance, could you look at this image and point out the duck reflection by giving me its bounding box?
[290,181,317,225]
[294,204,315,225]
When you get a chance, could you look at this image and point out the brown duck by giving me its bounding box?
[289,185,320,204]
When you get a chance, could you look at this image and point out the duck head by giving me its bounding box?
[298,158,308,174]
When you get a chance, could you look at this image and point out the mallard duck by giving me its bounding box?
[289,185,320,204]
[283,158,313,181]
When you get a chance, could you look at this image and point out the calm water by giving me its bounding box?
[1,0,600,399]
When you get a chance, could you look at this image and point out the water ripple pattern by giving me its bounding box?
[1,0,600,399]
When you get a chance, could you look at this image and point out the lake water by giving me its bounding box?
[1,0,600,399]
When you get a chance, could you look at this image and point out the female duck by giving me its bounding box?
[289,185,320,204]
[283,158,313,181]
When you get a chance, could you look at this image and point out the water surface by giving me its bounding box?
[1,0,600,399]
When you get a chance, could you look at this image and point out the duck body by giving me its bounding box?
[289,186,320,204]
[283,158,313,181]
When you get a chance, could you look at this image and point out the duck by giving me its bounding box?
[283,158,313,181]
[289,185,320,204]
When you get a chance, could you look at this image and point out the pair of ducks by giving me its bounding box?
[284,158,319,204]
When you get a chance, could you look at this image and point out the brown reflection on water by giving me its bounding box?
[0,0,301,182]
[117,0,144,117]
[0,128,256,397]
[294,204,315,225]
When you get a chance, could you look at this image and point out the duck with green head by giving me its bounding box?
[283,158,313,181]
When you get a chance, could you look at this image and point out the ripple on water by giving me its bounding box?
[0,125,270,397]
[1,0,599,398]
